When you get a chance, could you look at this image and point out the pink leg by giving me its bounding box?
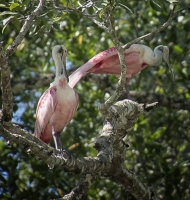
[125,78,131,99]
[125,84,131,99]
[53,130,63,150]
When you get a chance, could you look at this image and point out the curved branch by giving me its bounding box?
[99,8,127,113]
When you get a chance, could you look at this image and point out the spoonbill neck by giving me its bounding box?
[53,54,68,80]
[152,47,163,66]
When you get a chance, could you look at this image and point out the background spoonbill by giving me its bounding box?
[34,45,79,150]
[68,44,174,96]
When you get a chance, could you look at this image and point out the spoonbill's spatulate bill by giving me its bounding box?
[68,44,174,90]
[34,45,79,150]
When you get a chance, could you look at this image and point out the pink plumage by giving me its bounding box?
[68,44,172,88]
[34,45,79,149]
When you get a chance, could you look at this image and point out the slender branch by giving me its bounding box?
[129,91,190,110]
[123,5,190,49]
[0,42,13,121]
[99,7,127,113]
[114,167,159,200]
[53,0,97,18]
[52,0,109,31]
[90,18,109,31]
[60,174,97,200]
[6,0,46,57]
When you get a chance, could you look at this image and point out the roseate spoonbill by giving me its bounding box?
[68,44,174,93]
[34,45,79,150]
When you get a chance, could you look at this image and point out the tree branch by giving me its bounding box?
[0,42,13,121]
[60,174,97,200]
[0,0,45,122]
[99,6,127,114]
[0,99,159,199]
[129,91,190,110]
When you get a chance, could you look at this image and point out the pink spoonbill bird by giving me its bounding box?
[68,44,174,96]
[34,45,79,150]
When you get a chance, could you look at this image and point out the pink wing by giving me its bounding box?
[34,86,57,143]
[68,47,117,88]
[69,46,142,88]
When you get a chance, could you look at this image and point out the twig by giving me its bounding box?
[52,0,108,31]
[129,91,190,110]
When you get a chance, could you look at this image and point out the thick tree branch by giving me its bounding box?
[6,0,46,57]
[0,99,158,199]
[0,42,13,121]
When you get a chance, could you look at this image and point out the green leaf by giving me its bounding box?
[166,0,178,3]
[99,8,105,18]
[174,45,183,53]
[12,17,21,31]
[3,16,14,25]
[2,16,14,33]
[23,0,31,7]
[52,23,60,30]
[0,4,6,8]
[10,2,20,11]
[0,11,18,16]
[53,17,62,22]
[150,0,162,11]
[117,2,133,13]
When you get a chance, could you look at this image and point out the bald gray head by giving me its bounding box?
[52,45,68,82]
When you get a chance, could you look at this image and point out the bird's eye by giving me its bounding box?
[158,46,164,52]
[58,47,63,53]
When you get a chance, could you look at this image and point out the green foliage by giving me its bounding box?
[0,0,190,199]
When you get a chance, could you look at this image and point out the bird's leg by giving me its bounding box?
[53,130,63,150]
[125,78,131,99]
[125,83,131,99]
